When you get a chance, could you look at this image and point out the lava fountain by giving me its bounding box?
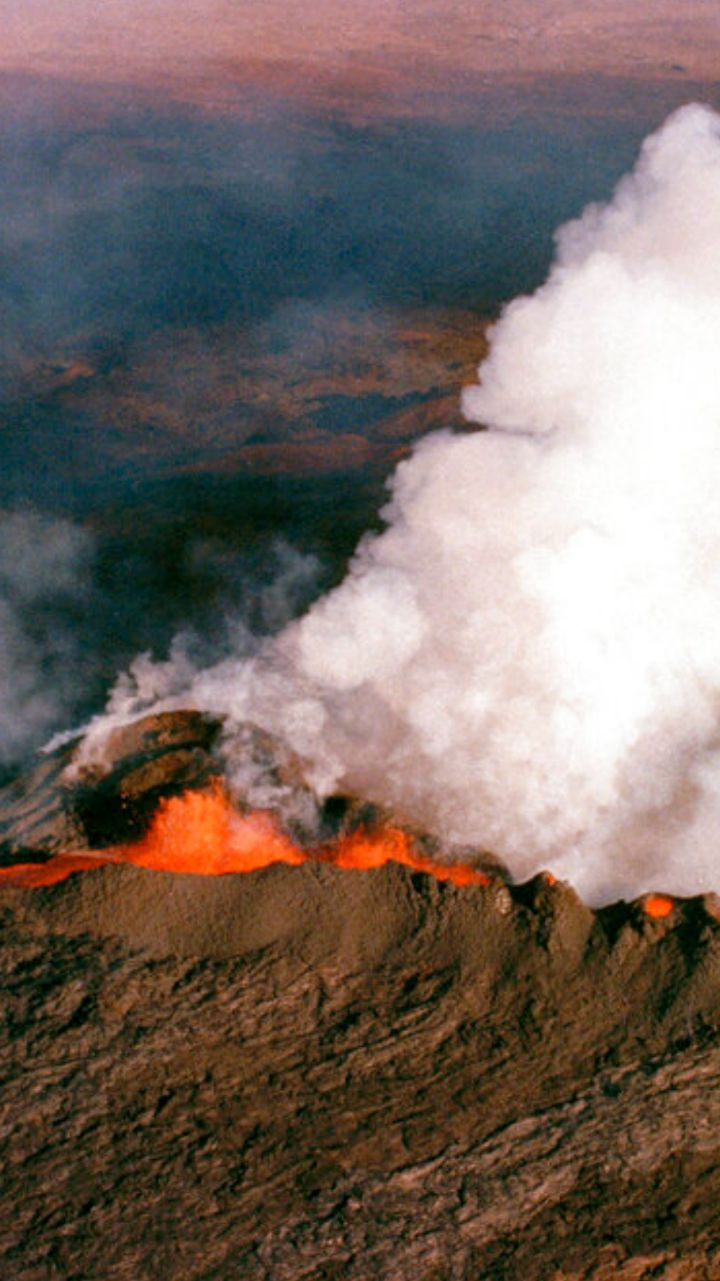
[0,784,493,890]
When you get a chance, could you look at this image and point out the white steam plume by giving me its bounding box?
[80,104,720,905]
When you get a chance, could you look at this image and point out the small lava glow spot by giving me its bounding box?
[643,893,674,919]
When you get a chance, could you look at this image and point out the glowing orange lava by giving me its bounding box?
[644,893,674,919]
[122,787,306,875]
[0,784,493,890]
[324,822,491,885]
[0,855,108,888]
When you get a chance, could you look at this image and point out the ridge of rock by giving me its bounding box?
[0,710,223,866]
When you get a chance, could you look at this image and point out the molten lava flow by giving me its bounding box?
[0,786,690,905]
[120,785,493,885]
[326,824,491,885]
[0,855,109,888]
[0,784,493,888]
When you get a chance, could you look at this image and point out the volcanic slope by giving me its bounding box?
[2,716,720,1277]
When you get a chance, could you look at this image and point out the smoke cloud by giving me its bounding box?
[0,510,95,769]
[79,104,720,905]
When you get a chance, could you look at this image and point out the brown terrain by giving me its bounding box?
[9,307,485,484]
[2,712,720,1279]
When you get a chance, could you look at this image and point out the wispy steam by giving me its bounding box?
[0,510,95,768]
[78,104,720,904]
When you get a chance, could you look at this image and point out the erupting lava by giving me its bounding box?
[123,788,307,875]
[0,785,493,889]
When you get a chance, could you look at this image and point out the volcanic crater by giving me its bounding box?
[2,711,720,1278]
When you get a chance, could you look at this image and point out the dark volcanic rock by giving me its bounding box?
[70,710,223,847]
[0,748,86,865]
[0,710,223,866]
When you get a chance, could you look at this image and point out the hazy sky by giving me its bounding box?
[3,0,719,86]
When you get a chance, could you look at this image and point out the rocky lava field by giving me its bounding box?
[1,714,720,1278]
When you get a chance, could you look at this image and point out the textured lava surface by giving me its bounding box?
[3,855,720,1279]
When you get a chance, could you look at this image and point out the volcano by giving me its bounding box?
[6,85,720,1279]
[2,712,720,1278]
[0,710,499,888]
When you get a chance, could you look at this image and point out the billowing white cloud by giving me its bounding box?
[77,104,720,905]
